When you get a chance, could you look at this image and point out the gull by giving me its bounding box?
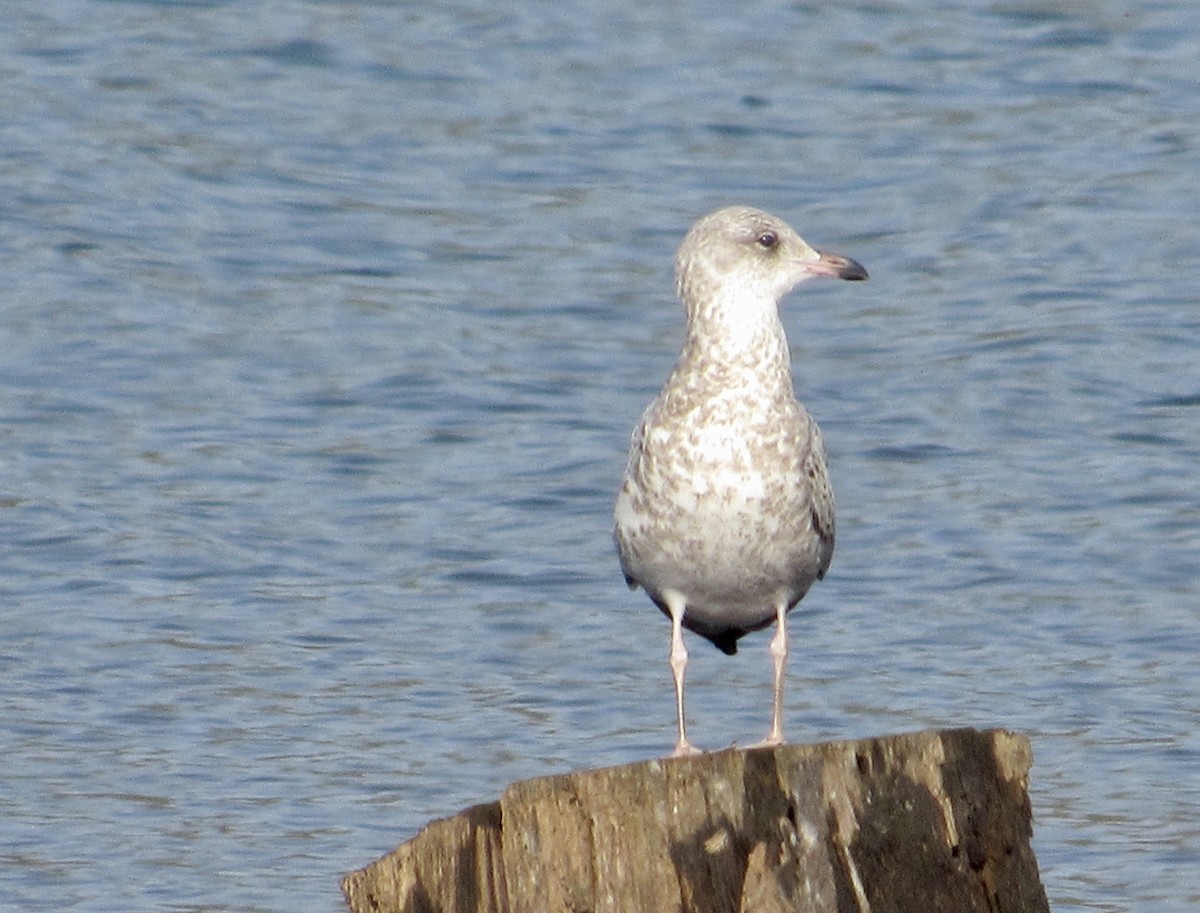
[614,206,867,756]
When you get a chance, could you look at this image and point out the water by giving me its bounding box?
[2,1,1198,910]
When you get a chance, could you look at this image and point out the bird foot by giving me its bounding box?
[746,733,786,751]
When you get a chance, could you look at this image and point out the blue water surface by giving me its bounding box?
[2,1,1198,910]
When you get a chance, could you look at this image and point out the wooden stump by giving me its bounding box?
[342,727,1050,913]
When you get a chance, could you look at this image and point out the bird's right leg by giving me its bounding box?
[663,589,700,757]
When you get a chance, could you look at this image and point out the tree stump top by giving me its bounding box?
[342,727,1049,913]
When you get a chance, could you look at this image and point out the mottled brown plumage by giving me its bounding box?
[614,206,866,755]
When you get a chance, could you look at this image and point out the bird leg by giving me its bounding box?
[756,600,789,748]
[665,591,700,756]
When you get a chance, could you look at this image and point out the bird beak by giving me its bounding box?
[807,250,868,281]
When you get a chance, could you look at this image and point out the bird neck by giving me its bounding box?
[677,293,794,394]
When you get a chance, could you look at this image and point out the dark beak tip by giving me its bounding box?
[840,259,869,281]
[817,250,869,282]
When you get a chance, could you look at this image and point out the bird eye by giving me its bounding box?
[756,230,778,249]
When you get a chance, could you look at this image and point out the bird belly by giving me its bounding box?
[615,463,823,632]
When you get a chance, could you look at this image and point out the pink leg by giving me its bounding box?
[664,591,700,756]
[754,600,789,748]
